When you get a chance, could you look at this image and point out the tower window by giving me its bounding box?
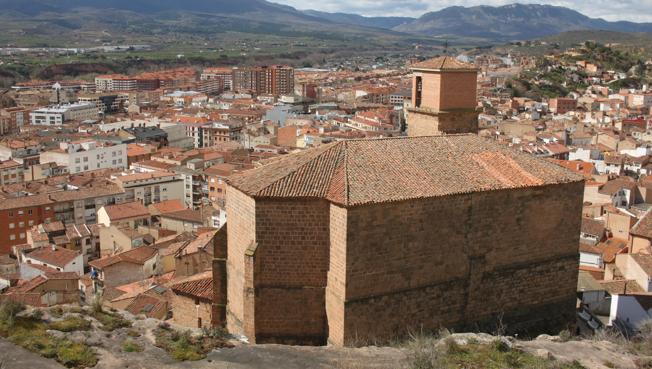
[415,76,423,108]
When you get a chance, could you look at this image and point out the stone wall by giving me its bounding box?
[249,199,331,344]
[225,188,331,343]
[330,182,583,345]
[170,293,213,329]
[406,108,479,137]
[225,187,256,336]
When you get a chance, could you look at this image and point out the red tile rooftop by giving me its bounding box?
[411,56,478,71]
[24,246,80,268]
[228,135,584,207]
[102,201,149,221]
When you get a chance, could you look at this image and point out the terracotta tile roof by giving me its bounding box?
[631,253,652,276]
[149,200,186,216]
[102,201,149,221]
[228,135,584,207]
[161,209,203,224]
[599,177,637,196]
[599,279,645,295]
[89,246,157,270]
[631,208,652,239]
[0,193,53,211]
[579,265,604,280]
[124,293,167,318]
[596,238,628,263]
[581,218,605,237]
[177,230,216,256]
[24,246,80,268]
[170,271,212,301]
[23,263,59,274]
[411,56,478,71]
[579,241,601,254]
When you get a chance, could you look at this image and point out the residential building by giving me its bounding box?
[97,201,150,228]
[89,246,159,288]
[30,103,99,125]
[169,271,214,328]
[111,171,185,206]
[40,140,127,174]
[19,245,83,279]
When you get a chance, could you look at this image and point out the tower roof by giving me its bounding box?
[228,135,583,207]
[411,56,478,72]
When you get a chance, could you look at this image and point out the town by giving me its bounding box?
[0,9,652,368]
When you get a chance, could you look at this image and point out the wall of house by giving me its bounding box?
[631,236,652,255]
[606,212,635,241]
[101,262,149,287]
[609,295,652,329]
[99,226,134,257]
[580,252,603,269]
[160,218,200,234]
[616,254,652,292]
[175,251,212,277]
[170,293,212,329]
[329,182,583,345]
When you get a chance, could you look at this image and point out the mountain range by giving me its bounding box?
[1,1,652,44]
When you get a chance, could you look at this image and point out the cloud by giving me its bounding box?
[275,0,652,22]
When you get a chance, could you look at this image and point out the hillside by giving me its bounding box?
[394,4,652,41]
[0,0,432,49]
[302,10,414,30]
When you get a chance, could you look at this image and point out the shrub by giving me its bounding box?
[50,306,64,318]
[49,316,92,332]
[122,339,144,353]
[0,300,26,327]
[2,316,98,368]
[91,311,131,331]
[30,309,44,320]
[56,341,98,368]
[155,329,206,361]
[406,333,443,369]
[201,327,227,339]
[558,329,573,342]
[127,329,141,338]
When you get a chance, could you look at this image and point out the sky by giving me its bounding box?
[273,0,652,22]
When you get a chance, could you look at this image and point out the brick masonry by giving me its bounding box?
[408,68,479,136]
[220,180,584,345]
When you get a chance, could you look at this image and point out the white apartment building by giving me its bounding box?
[30,103,99,125]
[40,140,128,174]
[110,171,185,205]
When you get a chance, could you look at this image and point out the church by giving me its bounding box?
[212,56,585,346]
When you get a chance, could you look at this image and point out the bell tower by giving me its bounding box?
[406,56,479,136]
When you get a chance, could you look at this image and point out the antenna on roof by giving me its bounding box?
[443,40,449,56]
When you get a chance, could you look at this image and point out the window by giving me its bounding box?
[8,211,13,217]
[83,157,88,162]
[17,210,23,215]
[19,233,25,239]
[8,223,14,229]
[415,76,423,108]
[75,158,81,164]
[9,235,15,241]
[18,222,24,228]
[28,210,32,215]
[28,220,34,226]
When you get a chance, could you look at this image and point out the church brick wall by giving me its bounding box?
[334,181,583,345]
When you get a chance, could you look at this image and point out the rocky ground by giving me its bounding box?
[0,306,644,369]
